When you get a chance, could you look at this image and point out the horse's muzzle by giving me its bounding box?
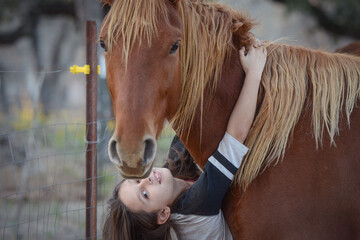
[108,135,157,178]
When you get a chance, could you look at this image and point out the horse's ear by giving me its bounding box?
[100,0,114,6]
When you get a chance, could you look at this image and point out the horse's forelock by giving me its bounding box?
[103,0,170,66]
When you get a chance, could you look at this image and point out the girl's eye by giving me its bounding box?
[142,190,149,199]
[99,40,107,52]
[170,42,180,54]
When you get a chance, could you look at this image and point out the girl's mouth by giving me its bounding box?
[154,171,161,184]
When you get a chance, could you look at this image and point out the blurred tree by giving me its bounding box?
[0,0,104,117]
[0,0,76,44]
[273,0,360,38]
[0,0,22,21]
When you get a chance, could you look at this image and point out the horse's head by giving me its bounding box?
[100,0,182,178]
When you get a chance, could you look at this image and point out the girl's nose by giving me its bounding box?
[140,177,152,184]
[139,177,152,187]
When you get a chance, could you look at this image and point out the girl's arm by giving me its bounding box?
[171,43,267,216]
[227,43,267,143]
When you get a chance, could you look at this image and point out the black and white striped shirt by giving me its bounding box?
[170,132,248,240]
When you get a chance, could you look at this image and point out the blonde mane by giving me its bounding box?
[102,0,360,189]
[239,45,360,189]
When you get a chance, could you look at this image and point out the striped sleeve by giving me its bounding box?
[208,132,248,180]
[171,133,248,216]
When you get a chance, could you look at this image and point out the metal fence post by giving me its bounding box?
[85,20,97,240]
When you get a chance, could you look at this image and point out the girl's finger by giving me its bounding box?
[239,47,245,56]
[254,38,262,48]
[247,45,254,53]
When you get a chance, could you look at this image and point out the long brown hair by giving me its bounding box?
[102,182,173,240]
[103,136,201,240]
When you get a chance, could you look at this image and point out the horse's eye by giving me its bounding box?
[170,42,179,54]
[99,40,107,52]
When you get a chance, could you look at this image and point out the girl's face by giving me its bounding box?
[119,167,177,213]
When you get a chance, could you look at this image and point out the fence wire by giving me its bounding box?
[0,54,175,239]
[0,119,175,240]
[0,119,121,240]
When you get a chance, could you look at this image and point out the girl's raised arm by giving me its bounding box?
[227,43,267,143]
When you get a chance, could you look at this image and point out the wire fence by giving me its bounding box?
[0,120,174,240]
[0,119,121,239]
[0,20,175,240]
[0,19,112,240]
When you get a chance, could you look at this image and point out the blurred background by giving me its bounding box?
[0,0,358,239]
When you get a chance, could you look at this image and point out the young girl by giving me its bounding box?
[103,43,267,240]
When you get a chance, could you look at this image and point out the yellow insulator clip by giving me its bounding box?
[70,65,90,75]
[70,65,101,75]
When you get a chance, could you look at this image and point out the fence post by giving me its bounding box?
[86,20,97,240]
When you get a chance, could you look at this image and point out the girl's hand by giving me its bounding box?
[239,41,267,80]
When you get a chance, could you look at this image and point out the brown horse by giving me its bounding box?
[100,0,360,238]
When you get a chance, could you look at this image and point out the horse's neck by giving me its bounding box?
[178,48,246,167]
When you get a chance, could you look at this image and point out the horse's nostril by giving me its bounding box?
[142,137,156,166]
[108,138,122,166]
